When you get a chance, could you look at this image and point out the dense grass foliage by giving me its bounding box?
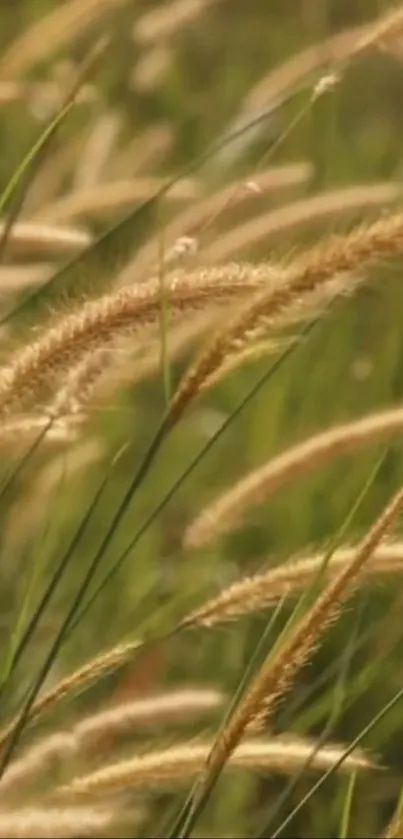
[2,1,403,837]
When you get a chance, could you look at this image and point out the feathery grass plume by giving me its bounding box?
[79,311,220,413]
[185,404,403,549]
[204,183,403,262]
[201,487,403,783]
[245,5,403,113]
[73,112,122,191]
[58,736,373,798]
[117,162,313,285]
[0,263,276,416]
[75,689,224,743]
[181,542,403,629]
[49,349,116,418]
[34,177,200,224]
[0,805,126,838]
[0,222,91,261]
[0,690,224,797]
[0,640,141,754]
[0,0,125,81]
[170,210,403,428]
[133,0,225,45]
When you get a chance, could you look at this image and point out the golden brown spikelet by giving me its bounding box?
[204,183,403,262]
[0,264,275,416]
[203,487,403,779]
[182,542,403,629]
[58,736,373,797]
[185,404,403,549]
[170,210,403,427]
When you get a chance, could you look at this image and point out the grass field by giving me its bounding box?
[2,1,403,836]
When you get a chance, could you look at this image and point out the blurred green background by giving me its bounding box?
[2,1,403,836]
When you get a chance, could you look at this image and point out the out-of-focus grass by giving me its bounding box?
[1,1,403,836]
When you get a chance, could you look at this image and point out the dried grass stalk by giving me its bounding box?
[182,542,403,628]
[204,183,403,262]
[0,264,275,415]
[185,404,403,548]
[170,210,403,428]
[59,736,373,797]
[203,487,403,779]
[0,805,123,838]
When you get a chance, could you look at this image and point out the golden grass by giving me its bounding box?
[0,264,276,415]
[117,161,313,285]
[182,542,403,628]
[0,689,224,797]
[33,177,201,224]
[170,209,403,426]
[0,0,125,81]
[245,5,403,112]
[133,0,224,45]
[104,123,174,181]
[185,404,403,548]
[202,487,403,779]
[59,736,373,797]
[0,640,141,755]
[0,805,124,838]
[204,183,403,262]
[0,222,91,261]
[72,112,122,191]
